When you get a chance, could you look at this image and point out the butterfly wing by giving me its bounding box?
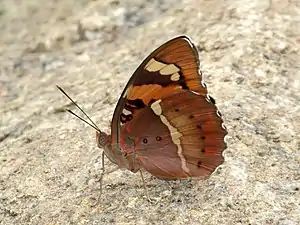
[111,36,227,178]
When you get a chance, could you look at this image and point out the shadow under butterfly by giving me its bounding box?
[57,35,227,201]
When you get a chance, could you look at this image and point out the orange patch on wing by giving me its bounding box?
[127,84,182,105]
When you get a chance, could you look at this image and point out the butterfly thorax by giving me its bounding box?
[96,130,141,172]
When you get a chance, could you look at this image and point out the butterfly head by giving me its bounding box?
[96,131,110,148]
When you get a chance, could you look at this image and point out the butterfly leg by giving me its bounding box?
[99,152,120,189]
[99,151,105,197]
[139,170,152,202]
[94,151,119,204]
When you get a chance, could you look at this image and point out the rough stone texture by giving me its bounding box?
[0,0,299,224]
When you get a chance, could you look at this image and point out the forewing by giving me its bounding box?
[112,36,207,145]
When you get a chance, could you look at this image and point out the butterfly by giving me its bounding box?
[58,35,227,197]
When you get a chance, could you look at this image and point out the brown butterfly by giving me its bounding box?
[58,35,227,199]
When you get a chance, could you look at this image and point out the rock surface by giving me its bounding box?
[0,0,299,224]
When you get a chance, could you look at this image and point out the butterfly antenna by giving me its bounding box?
[56,85,101,132]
